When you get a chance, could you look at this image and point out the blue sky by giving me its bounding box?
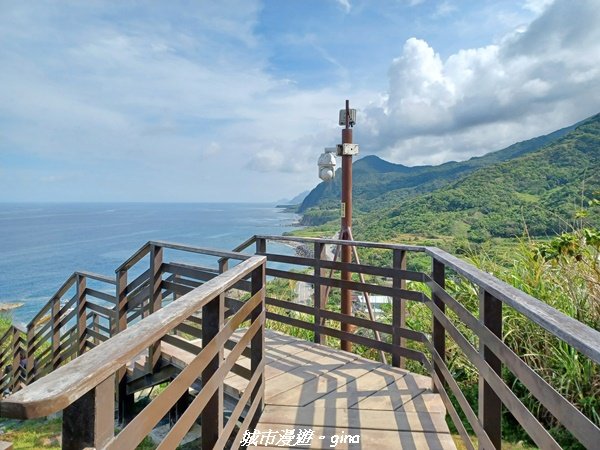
[1,0,599,202]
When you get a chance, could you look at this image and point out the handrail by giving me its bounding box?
[254,234,600,364]
[425,246,600,364]
[0,255,266,419]
[245,234,600,449]
[28,273,76,327]
[74,271,116,286]
[116,240,252,273]
[255,234,428,252]
[115,242,151,273]
[150,240,251,261]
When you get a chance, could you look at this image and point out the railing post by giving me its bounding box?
[51,295,61,370]
[479,289,502,450]
[392,249,407,368]
[63,374,115,450]
[201,292,224,449]
[115,268,128,335]
[250,260,266,429]
[255,237,266,255]
[313,242,326,344]
[431,258,445,392]
[116,268,134,425]
[10,327,22,392]
[25,324,35,384]
[76,274,87,356]
[147,244,163,372]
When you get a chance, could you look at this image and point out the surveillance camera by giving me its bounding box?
[317,150,337,182]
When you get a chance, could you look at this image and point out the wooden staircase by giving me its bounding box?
[1,235,599,449]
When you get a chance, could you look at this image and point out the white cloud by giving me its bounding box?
[434,1,457,18]
[335,0,352,13]
[523,0,554,14]
[362,0,600,164]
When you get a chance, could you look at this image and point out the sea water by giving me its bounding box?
[0,203,300,323]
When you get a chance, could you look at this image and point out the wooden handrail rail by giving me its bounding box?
[254,235,600,364]
[0,255,266,419]
[28,273,77,327]
[74,271,116,286]
[254,234,428,252]
[150,240,252,261]
[425,246,600,364]
[115,240,252,273]
[115,242,151,273]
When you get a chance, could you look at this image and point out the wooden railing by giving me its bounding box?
[0,252,266,449]
[1,270,117,393]
[0,240,254,398]
[1,234,599,449]
[227,234,600,449]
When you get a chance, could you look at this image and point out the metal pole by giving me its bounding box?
[340,99,353,352]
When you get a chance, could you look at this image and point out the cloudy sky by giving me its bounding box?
[1,0,599,202]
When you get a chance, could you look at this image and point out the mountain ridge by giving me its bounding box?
[299,116,583,215]
[297,112,600,240]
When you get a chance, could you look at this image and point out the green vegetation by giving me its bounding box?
[287,113,600,448]
[0,418,62,450]
[0,417,157,449]
[298,113,600,249]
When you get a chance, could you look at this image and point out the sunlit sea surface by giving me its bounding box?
[0,203,300,323]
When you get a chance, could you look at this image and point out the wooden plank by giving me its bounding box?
[62,374,115,450]
[311,363,410,409]
[253,425,456,449]
[351,371,431,411]
[254,234,427,253]
[263,251,426,281]
[267,360,382,407]
[150,240,251,261]
[257,405,450,433]
[75,271,115,285]
[123,269,149,297]
[262,350,357,401]
[84,288,116,304]
[397,392,446,414]
[115,242,150,272]
[267,268,427,302]
[225,343,354,395]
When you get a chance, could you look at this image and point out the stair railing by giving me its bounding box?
[0,254,266,450]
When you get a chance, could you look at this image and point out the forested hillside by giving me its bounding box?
[299,117,581,221]
[298,113,600,242]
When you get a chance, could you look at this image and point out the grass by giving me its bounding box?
[0,417,157,449]
[0,418,62,450]
[452,434,535,449]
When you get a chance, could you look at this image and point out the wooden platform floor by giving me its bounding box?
[160,329,456,449]
[234,330,455,449]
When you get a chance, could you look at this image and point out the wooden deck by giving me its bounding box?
[163,329,456,449]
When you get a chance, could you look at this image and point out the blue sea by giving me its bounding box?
[0,203,300,323]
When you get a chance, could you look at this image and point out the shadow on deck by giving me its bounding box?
[1,236,599,449]
[163,329,455,449]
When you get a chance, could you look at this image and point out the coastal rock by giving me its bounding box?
[0,303,24,312]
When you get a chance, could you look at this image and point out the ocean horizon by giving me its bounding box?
[0,202,300,323]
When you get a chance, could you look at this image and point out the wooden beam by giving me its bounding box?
[479,289,502,450]
[62,374,115,450]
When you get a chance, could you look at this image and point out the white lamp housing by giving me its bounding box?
[318,148,337,181]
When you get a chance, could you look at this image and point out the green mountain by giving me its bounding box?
[299,118,581,223]
[299,113,600,241]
